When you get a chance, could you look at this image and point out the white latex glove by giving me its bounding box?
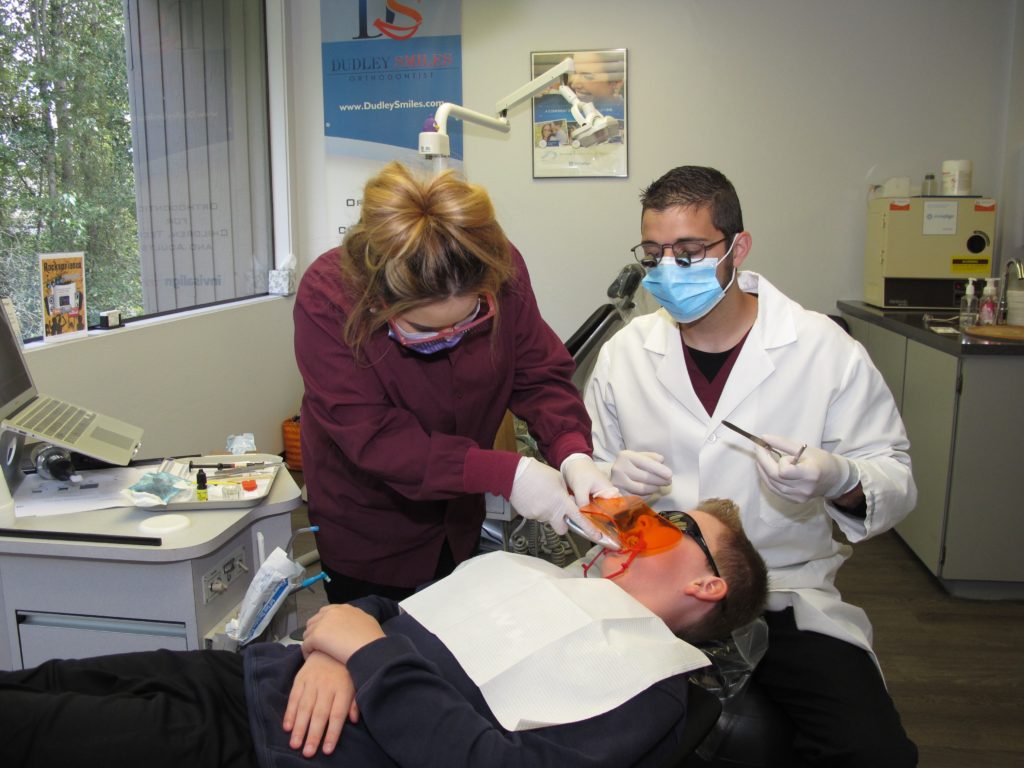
[610,450,674,496]
[560,453,619,506]
[754,434,861,504]
[509,457,581,536]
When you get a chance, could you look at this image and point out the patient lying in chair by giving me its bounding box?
[0,499,766,768]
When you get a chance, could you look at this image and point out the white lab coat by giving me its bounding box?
[585,272,916,657]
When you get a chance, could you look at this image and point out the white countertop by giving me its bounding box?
[0,469,301,563]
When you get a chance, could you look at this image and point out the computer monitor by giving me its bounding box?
[0,308,29,492]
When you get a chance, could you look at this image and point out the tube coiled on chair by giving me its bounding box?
[538,524,574,566]
[505,519,575,566]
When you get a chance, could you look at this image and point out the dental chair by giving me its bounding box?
[680,678,796,767]
[663,617,792,767]
[664,681,723,768]
[564,262,645,388]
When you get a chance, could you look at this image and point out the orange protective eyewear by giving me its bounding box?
[578,496,683,579]
[579,496,683,555]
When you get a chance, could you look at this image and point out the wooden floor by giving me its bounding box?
[835,530,1024,767]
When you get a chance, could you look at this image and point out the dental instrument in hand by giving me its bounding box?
[188,459,272,472]
[566,514,622,550]
[577,496,686,578]
[723,421,808,465]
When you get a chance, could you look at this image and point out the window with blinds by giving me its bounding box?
[125,0,272,315]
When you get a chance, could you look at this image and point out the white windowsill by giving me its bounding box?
[23,294,291,353]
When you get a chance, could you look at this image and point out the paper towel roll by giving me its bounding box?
[942,159,972,195]
[1006,289,1024,326]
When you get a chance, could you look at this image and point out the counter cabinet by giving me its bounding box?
[0,470,301,669]
[839,301,1024,599]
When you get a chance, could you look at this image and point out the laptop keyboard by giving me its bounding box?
[20,398,96,442]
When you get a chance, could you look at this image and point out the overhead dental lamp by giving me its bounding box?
[418,57,621,168]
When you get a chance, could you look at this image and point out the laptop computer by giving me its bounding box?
[0,306,143,466]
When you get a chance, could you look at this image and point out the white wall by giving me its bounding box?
[999,3,1024,268]
[24,297,303,461]
[19,0,1020,461]
[457,0,1020,337]
[287,0,1021,338]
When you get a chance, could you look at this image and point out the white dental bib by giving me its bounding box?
[399,551,709,731]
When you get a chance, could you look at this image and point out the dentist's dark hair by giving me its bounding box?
[640,166,744,241]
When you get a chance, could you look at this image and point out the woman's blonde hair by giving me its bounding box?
[339,162,514,354]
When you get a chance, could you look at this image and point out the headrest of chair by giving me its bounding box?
[608,263,644,301]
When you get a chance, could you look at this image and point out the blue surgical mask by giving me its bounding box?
[387,325,468,354]
[641,241,737,323]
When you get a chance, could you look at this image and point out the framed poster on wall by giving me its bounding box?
[320,0,464,245]
[531,49,627,179]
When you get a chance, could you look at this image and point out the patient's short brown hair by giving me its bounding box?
[666,498,767,644]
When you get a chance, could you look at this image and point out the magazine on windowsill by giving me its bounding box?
[39,251,87,342]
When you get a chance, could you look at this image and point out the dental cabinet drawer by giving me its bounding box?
[17,611,188,668]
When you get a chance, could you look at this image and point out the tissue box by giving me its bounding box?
[99,309,121,328]
[268,269,295,296]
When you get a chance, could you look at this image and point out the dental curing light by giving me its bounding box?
[418,57,620,171]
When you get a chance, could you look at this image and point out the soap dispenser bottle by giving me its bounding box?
[959,281,978,330]
[978,280,999,326]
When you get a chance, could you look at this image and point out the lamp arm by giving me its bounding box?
[558,84,598,130]
[494,57,575,113]
[419,57,575,160]
[433,103,509,137]
[556,84,620,148]
[418,56,618,158]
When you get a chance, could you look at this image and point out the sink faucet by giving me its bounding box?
[998,260,1023,322]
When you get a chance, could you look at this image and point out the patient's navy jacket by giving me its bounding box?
[244,596,692,767]
[0,596,691,767]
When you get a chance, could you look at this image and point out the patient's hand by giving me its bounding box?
[302,603,385,664]
[283,650,359,757]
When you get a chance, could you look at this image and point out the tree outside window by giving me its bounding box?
[1,0,272,342]
[1,0,140,339]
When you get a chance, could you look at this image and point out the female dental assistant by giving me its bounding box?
[294,162,614,604]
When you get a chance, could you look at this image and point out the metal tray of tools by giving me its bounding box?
[155,453,284,511]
